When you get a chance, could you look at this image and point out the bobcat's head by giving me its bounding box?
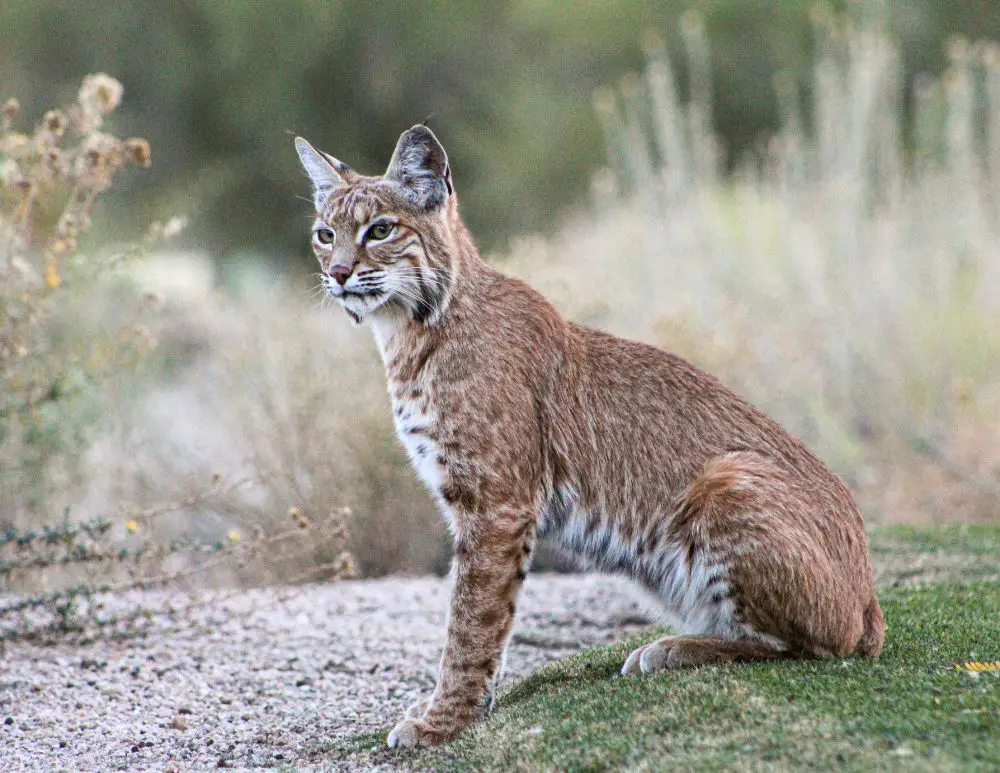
[295,125,458,325]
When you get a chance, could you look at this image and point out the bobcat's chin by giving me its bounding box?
[342,295,380,325]
[325,286,390,325]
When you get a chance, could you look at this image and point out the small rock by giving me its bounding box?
[170,715,189,731]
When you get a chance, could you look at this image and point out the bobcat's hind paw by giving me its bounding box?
[621,640,665,675]
[622,637,709,674]
[387,717,447,749]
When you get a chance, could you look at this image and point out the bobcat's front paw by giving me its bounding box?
[387,717,448,749]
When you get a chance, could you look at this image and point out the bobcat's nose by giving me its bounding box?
[328,264,353,286]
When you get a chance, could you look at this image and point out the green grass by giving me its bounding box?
[870,523,1000,556]
[341,526,1000,771]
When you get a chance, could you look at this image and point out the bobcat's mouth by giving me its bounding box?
[341,289,386,311]
[320,273,392,323]
[323,281,384,300]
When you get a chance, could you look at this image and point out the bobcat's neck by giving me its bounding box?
[370,219,485,371]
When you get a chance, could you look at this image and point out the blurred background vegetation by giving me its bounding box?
[2,1,1000,624]
[3,0,1000,268]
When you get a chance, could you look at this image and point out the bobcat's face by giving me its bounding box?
[296,126,454,325]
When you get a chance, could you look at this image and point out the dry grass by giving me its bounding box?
[549,14,1000,523]
[80,273,447,580]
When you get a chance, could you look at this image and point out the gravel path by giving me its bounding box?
[1,574,651,772]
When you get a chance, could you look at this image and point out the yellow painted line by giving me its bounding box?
[954,661,1000,672]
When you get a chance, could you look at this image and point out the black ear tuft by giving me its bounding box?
[385,125,452,210]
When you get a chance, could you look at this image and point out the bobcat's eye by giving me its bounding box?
[314,227,335,245]
[366,221,394,241]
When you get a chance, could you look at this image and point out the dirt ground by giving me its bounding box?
[0,574,651,772]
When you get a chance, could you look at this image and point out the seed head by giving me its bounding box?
[73,132,123,191]
[337,551,356,578]
[42,109,68,140]
[79,73,123,116]
[2,97,19,131]
[40,148,68,181]
[124,137,151,167]
[2,98,19,122]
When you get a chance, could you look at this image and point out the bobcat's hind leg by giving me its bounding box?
[621,635,784,675]
[641,450,877,668]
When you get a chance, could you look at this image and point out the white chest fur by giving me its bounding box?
[390,386,445,495]
[372,313,452,523]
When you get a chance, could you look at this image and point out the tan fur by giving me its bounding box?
[294,127,884,749]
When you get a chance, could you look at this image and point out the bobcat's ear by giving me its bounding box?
[295,136,351,210]
[385,125,452,210]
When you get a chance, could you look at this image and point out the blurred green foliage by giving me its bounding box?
[2,0,999,269]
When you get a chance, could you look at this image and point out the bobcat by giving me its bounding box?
[295,125,884,749]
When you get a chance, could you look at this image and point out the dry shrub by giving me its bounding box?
[1,74,157,517]
[0,78,351,640]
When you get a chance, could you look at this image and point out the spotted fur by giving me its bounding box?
[294,126,884,749]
